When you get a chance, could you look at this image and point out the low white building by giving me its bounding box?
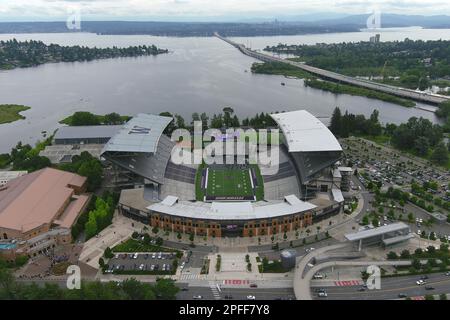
[0,171,27,187]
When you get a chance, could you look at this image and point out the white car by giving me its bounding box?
[151,253,156,259]
[317,291,328,297]
[246,295,256,300]
[139,264,144,270]
[133,253,138,259]
[416,279,426,285]
[193,295,203,300]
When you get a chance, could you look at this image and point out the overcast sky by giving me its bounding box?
[0,0,449,21]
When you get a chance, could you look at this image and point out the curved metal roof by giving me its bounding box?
[102,113,173,154]
[270,110,342,153]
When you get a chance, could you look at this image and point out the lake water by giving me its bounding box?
[0,28,445,153]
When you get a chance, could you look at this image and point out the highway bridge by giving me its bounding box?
[215,33,450,106]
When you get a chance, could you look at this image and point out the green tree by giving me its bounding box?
[431,142,449,165]
[70,111,101,126]
[85,212,98,239]
[329,107,342,136]
[104,112,123,125]
[77,159,103,191]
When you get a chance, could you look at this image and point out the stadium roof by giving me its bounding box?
[102,113,173,154]
[270,110,342,152]
[147,195,316,221]
[345,222,410,242]
[54,125,122,141]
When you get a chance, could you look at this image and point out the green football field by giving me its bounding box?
[206,167,254,197]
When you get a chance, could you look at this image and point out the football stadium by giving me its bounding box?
[95,110,349,238]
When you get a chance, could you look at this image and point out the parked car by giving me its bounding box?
[193,295,203,300]
[246,295,256,300]
[249,284,258,288]
[317,291,328,298]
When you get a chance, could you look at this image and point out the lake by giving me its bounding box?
[0,28,445,153]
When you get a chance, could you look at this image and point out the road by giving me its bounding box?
[314,272,450,300]
[215,33,450,106]
[176,285,295,300]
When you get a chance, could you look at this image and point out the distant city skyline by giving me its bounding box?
[1,0,450,22]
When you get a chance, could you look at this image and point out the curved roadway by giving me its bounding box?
[292,243,412,300]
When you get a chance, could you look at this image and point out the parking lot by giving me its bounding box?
[105,252,177,274]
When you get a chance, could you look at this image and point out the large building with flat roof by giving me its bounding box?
[0,168,90,259]
[119,194,315,237]
[54,125,122,145]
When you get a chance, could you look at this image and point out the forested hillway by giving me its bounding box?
[0,39,168,70]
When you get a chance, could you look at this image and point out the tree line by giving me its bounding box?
[265,39,450,90]
[0,39,168,70]
[0,258,178,300]
[330,107,449,166]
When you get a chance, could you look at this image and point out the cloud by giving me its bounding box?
[1,0,450,21]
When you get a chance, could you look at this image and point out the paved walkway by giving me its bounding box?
[79,213,142,269]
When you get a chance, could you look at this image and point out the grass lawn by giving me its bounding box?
[259,259,291,273]
[206,167,253,197]
[112,239,179,254]
[0,104,30,124]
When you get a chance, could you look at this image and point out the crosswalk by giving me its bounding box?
[209,281,221,300]
[179,273,204,281]
[334,280,363,287]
